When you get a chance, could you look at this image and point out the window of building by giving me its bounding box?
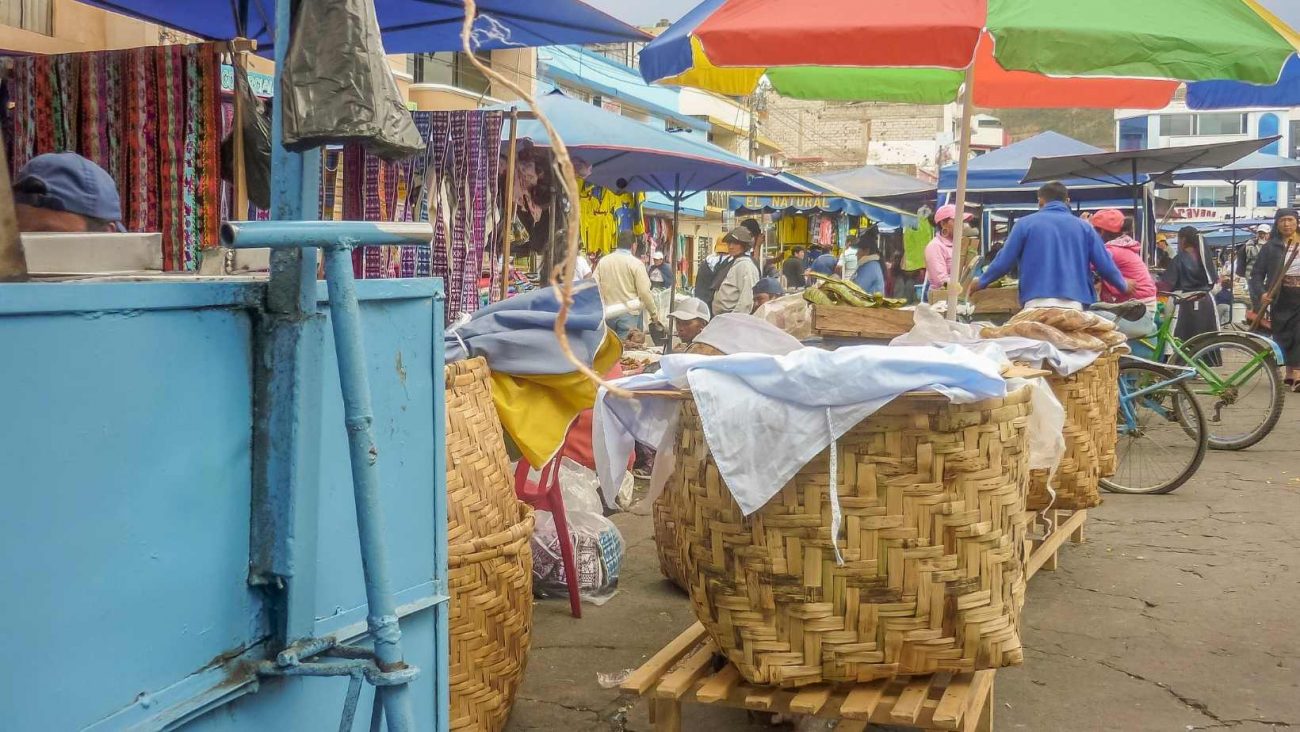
[1168,185,1243,208]
[1159,114,1194,137]
[1196,112,1248,135]
[408,52,492,95]
[1,0,52,35]
[1118,117,1148,151]
[1291,121,1300,159]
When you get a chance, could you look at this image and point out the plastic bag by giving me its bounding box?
[280,0,422,160]
[220,63,272,210]
[531,459,625,604]
[753,293,814,340]
[891,302,985,346]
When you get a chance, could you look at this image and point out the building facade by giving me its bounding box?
[1116,96,1300,221]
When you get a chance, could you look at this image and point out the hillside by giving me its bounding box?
[984,108,1117,150]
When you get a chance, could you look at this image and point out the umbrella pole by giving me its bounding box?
[946,67,975,321]
[499,108,519,301]
[1131,160,1142,264]
[665,178,682,355]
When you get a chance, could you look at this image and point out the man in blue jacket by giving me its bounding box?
[972,182,1133,309]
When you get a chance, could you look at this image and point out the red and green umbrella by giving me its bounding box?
[640,0,1300,105]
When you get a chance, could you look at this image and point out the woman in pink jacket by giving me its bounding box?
[1092,209,1157,336]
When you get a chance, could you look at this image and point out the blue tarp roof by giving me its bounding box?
[938,131,1136,195]
[494,92,804,198]
[78,0,649,55]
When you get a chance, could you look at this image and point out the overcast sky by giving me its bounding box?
[583,0,697,27]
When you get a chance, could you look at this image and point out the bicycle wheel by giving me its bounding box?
[1185,334,1284,450]
[1102,363,1208,495]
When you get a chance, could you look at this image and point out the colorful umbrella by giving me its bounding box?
[640,0,1300,316]
[641,0,1300,99]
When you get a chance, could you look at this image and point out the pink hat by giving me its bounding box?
[1092,209,1125,234]
[934,204,973,224]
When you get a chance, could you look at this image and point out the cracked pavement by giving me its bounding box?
[505,404,1300,731]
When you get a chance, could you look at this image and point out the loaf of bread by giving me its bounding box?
[1011,307,1114,333]
[984,320,1107,352]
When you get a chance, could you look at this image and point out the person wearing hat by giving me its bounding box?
[647,250,673,290]
[1241,223,1270,311]
[668,295,711,347]
[973,182,1132,310]
[1251,208,1300,385]
[711,226,760,316]
[924,203,974,290]
[694,237,731,310]
[1091,209,1157,335]
[12,152,124,233]
[739,218,765,249]
[751,276,784,312]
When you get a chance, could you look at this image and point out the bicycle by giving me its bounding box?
[1124,292,1285,451]
[1102,355,1208,495]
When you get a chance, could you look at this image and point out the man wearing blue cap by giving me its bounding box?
[12,152,124,233]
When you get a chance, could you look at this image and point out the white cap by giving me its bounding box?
[1258,224,1272,233]
[652,251,665,260]
[668,296,710,323]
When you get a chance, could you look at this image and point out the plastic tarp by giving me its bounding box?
[281,0,422,159]
[79,0,649,55]
[817,164,936,201]
[938,131,1118,194]
[495,92,804,196]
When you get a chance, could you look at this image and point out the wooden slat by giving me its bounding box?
[652,698,683,732]
[964,674,995,732]
[832,720,868,732]
[1026,509,1087,580]
[838,683,887,720]
[889,678,935,724]
[695,664,741,704]
[654,644,717,700]
[744,686,780,711]
[621,622,708,695]
[932,676,973,728]
[789,685,833,715]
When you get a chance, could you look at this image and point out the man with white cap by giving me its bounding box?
[668,295,711,347]
[1242,224,1269,311]
[647,250,673,290]
[924,203,973,290]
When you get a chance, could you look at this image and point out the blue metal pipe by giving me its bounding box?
[223,221,434,250]
[320,243,418,732]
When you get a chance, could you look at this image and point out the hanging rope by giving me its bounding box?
[459,0,631,397]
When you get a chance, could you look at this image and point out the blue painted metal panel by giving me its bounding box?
[0,285,263,731]
[0,277,447,731]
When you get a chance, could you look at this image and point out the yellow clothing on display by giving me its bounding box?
[579,181,645,254]
[776,214,811,245]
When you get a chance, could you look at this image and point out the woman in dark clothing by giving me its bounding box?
[1160,226,1219,363]
[1250,208,1300,385]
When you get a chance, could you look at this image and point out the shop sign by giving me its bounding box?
[1172,207,1219,220]
[221,65,276,98]
[743,195,829,209]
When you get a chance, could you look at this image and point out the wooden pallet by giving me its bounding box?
[621,623,995,732]
[1025,509,1087,580]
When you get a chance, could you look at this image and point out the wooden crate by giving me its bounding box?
[928,286,1021,315]
[621,624,995,732]
[812,302,915,339]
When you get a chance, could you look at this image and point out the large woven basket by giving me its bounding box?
[653,494,688,591]
[662,386,1033,687]
[1027,351,1120,511]
[445,358,533,731]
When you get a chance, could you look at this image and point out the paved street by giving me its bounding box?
[506,402,1300,731]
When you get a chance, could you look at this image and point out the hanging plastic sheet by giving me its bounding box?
[280,0,422,160]
[220,63,272,210]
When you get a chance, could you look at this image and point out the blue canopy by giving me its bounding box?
[78,0,649,54]
[497,92,806,197]
[1187,56,1300,110]
[728,171,916,229]
[939,131,1141,196]
[1175,151,1300,185]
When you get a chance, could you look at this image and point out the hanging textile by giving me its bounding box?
[5,43,222,271]
[322,111,503,322]
[777,214,811,245]
[577,181,644,254]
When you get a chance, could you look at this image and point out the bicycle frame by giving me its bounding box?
[1134,299,1278,397]
[1117,359,1198,435]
